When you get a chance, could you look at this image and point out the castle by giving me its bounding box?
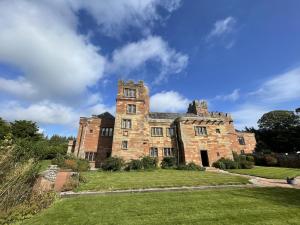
[68,80,256,168]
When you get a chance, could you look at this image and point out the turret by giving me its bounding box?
[187,100,208,116]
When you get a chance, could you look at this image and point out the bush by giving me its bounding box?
[125,159,143,171]
[141,156,157,170]
[61,175,79,192]
[264,155,278,166]
[213,158,238,169]
[176,162,206,171]
[101,157,124,171]
[246,155,255,162]
[161,157,176,169]
[239,160,254,169]
[76,159,90,172]
[51,155,90,172]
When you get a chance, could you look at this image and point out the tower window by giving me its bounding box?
[122,140,128,149]
[238,136,246,145]
[216,129,221,134]
[85,152,96,161]
[121,119,132,129]
[124,88,136,98]
[195,126,208,136]
[150,147,158,157]
[151,127,163,136]
[127,104,136,114]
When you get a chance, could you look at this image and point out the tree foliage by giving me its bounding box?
[253,110,300,153]
[11,120,42,141]
[0,117,10,140]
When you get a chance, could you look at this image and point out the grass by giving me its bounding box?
[227,166,300,179]
[23,187,300,225]
[75,169,249,192]
[38,160,51,172]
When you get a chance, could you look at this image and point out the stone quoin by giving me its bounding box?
[68,80,256,168]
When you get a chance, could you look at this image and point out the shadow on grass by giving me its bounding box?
[230,187,300,207]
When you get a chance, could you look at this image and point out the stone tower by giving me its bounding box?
[187,100,208,116]
[111,80,149,160]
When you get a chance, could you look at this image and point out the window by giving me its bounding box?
[163,148,174,157]
[90,129,93,133]
[85,152,96,161]
[151,127,163,136]
[101,128,113,136]
[238,136,246,145]
[217,152,220,157]
[127,104,136,114]
[122,140,128,149]
[150,147,158,157]
[121,119,132,129]
[240,150,245,154]
[216,129,221,134]
[195,126,208,136]
[167,128,175,137]
[124,88,136,98]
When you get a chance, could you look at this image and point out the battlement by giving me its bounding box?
[118,80,144,87]
[209,111,232,119]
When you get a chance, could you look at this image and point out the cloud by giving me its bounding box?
[108,36,188,83]
[0,0,106,102]
[231,66,300,129]
[231,104,268,129]
[214,89,240,101]
[206,16,237,48]
[0,77,37,99]
[250,67,300,103]
[0,101,77,125]
[150,91,189,112]
[70,0,181,36]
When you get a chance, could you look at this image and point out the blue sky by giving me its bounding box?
[0,0,300,137]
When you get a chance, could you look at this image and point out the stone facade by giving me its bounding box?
[70,80,256,167]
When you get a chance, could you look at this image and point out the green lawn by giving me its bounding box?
[38,160,51,173]
[23,187,300,225]
[228,166,300,179]
[75,170,249,192]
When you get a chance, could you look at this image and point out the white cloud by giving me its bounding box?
[0,77,37,99]
[0,101,77,125]
[109,36,188,83]
[250,67,300,103]
[207,16,236,38]
[0,0,105,102]
[150,91,189,112]
[215,89,240,101]
[70,0,182,36]
[206,16,237,48]
[231,105,269,129]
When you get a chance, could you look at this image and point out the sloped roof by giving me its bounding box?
[94,112,115,119]
[149,112,198,120]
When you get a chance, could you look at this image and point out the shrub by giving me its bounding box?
[213,158,238,169]
[246,155,254,162]
[239,160,254,169]
[61,175,79,192]
[161,157,176,169]
[76,159,90,172]
[264,155,278,166]
[177,162,206,171]
[141,156,157,170]
[125,159,143,171]
[64,159,77,171]
[101,157,124,171]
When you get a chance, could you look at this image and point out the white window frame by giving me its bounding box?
[127,104,136,114]
[124,88,136,98]
[150,147,158,157]
[195,126,208,136]
[163,148,174,157]
[151,127,163,136]
[122,140,128,150]
[121,119,132,129]
[166,128,175,137]
[85,152,96,161]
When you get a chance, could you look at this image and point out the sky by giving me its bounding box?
[0,0,300,137]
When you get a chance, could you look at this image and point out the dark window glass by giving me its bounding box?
[195,126,208,136]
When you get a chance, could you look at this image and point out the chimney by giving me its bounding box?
[187,100,208,116]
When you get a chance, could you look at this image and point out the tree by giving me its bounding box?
[256,110,300,153]
[0,118,10,140]
[258,110,300,130]
[10,120,42,140]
